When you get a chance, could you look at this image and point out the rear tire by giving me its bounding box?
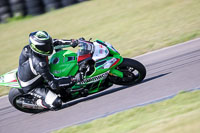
[109,58,146,85]
[8,88,44,113]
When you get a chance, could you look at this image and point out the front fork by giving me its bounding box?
[109,69,123,78]
[109,55,124,78]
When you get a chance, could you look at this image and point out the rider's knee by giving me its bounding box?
[52,97,62,109]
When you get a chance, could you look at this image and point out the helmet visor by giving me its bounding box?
[30,43,53,56]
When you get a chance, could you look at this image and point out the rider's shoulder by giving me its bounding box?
[21,45,31,56]
[23,45,31,52]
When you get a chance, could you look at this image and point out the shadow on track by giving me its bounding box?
[141,72,171,83]
[60,72,171,110]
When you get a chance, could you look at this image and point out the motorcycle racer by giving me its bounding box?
[17,31,83,110]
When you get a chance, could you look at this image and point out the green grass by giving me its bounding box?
[0,0,200,95]
[53,90,200,133]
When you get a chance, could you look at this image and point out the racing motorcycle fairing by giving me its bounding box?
[0,40,123,93]
[1,39,147,113]
[48,40,124,95]
[0,39,123,86]
[49,50,78,77]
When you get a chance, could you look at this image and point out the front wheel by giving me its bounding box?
[109,58,146,85]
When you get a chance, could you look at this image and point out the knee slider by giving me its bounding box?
[52,97,62,108]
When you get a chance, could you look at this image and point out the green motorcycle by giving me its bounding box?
[0,39,146,113]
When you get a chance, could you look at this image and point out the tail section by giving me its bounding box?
[0,69,20,88]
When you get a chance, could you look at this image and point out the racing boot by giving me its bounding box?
[35,97,62,110]
[29,87,62,110]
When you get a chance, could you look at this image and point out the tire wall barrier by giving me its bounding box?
[0,0,86,23]
[0,0,11,23]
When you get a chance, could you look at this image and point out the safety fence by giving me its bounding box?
[0,0,86,23]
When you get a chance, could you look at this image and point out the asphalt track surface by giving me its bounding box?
[0,38,200,133]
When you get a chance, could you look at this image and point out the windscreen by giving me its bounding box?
[77,41,94,56]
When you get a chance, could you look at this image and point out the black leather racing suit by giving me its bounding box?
[17,39,75,108]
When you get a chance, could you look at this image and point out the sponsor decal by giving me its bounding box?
[78,71,109,85]
[105,49,109,54]
[100,58,117,69]
[10,80,17,82]
[99,49,104,54]
[99,45,103,48]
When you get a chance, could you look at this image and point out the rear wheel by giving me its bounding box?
[8,88,45,113]
[109,58,146,85]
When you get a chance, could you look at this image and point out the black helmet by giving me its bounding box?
[29,31,53,56]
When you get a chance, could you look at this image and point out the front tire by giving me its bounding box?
[109,58,146,85]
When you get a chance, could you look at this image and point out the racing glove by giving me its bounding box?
[72,72,84,83]
[79,37,85,41]
[71,39,79,48]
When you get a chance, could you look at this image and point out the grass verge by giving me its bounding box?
[0,0,200,95]
[53,90,200,133]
